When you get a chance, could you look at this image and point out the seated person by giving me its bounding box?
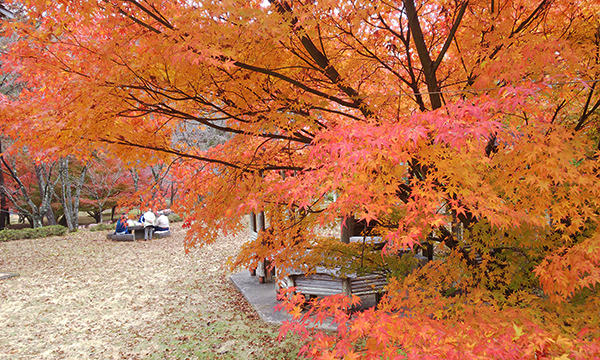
[141,209,156,240]
[154,211,170,232]
[114,214,130,235]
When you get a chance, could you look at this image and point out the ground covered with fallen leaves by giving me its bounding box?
[0,223,301,359]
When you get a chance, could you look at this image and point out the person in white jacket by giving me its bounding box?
[155,211,170,232]
[141,210,156,240]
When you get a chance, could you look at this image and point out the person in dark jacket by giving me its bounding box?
[114,214,130,234]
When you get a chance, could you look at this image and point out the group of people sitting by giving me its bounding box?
[114,209,170,240]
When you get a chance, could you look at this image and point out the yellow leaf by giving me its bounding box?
[512,323,524,341]
[553,354,571,360]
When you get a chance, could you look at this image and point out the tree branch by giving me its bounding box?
[125,0,174,30]
[269,0,373,118]
[432,1,469,73]
[403,0,442,109]
[97,136,306,173]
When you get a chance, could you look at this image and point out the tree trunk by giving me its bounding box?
[169,181,176,207]
[150,164,163,201]
[59,158,75,231]
[0,138,7,230]
[58,158,88,231]
[129,166,144,208]
[71,162,87,229]
[31,214,42,228]
[34,163,57,228]
[86,210,102,223]
[45,207,57,225]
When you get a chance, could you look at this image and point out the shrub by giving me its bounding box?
[167,213,182,222]
[88,223,115,232]
[0,225,68,242]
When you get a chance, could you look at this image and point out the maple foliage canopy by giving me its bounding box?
[3,0,600,358]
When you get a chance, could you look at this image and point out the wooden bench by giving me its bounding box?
[106,233,135,241]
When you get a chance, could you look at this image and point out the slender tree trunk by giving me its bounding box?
[0,138,7,230]
[150,164,163,201]
[130,167,140,192]
[71,162,87,229]
[169,181,177,206]
[129,166,143,209]
[59,158,75,231]
[34,163,57,228]
[58,158,88,231]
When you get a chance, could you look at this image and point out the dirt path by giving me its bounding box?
[0,223,299,360]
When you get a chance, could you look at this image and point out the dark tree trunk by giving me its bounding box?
[0,138,7,230]
[169,181,177,207]
[25,215,34,228]
[86,210,102,223]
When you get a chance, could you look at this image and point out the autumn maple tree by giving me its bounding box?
[2,0,600,358]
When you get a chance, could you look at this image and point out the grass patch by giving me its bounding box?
[143,316,303,360]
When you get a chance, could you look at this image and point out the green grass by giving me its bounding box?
[141,313,303,360]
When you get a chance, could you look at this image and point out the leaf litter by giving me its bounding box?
[0,223,301,359]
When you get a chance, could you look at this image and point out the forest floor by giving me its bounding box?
[0,223,302,360]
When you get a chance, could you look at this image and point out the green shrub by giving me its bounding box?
[167,213,182,222]
[0,225,68,242]
[88,223,115,232]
